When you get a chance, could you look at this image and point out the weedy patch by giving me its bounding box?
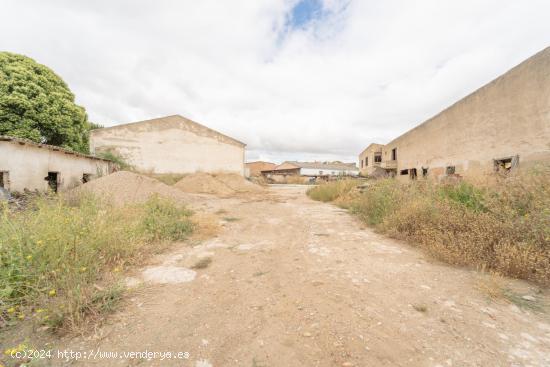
[223,217,240,222]
[0,194,193,334]
[191,257,212,270]
[308,165,550,285]
[412,304,428,313]
[477,275,547,312]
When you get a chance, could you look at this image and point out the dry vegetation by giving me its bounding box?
[0,194,194,333]
[307,166,550,285]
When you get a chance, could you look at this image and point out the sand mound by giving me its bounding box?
[73,171,192,206]
[214,173,264,193]
[174,173,235,196]
[174,173,263,196]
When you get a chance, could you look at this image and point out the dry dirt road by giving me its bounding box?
[60,186,550,367]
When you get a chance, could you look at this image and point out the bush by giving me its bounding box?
[96,150,132,170]
[0,194,193,331]
[307,167,550,285]
[306,179,359,203]
[142,196,194,241]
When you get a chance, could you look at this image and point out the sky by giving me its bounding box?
[1,0,550,164]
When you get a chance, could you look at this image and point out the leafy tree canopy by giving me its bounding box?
[0,52,91,153]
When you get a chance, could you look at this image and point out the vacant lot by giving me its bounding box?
[32,185,547,367]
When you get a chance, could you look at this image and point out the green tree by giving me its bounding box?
[0,52,91,153]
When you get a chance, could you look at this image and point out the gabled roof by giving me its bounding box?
[0,135,111,162]
[91,114,246,148]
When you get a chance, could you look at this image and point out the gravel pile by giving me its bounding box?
[214,173,264,193]
[174,172,263,196]
[74,171,192,206]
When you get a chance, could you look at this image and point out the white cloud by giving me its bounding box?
[1,0,549,163]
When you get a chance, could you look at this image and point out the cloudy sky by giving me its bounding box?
[2,1,549,163]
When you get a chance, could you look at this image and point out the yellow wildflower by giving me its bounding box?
[80,267,87,272]
[36,308,46,313]
[113,266,121,273]
[7,307,15,314]
[17,313,25,320]
[36,240,43,245]
[48,289,56,297]
[26,255,32,261]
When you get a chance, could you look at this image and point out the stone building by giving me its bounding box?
[358,143,384,176]
[90,115,246,175]
[0,136,112,193]
[359,47,550,182]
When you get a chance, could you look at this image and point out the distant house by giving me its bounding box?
[358,47,550,182]
[90,115,246,175]
[0,136,113,193]
[245,161,276,177]
[262,161,359,181]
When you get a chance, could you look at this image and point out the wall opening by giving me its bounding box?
[365,157,369,166]
[391,148,397,161]
[409,168,417,180]
[494,155,519,173]
[0,171,7,189]
[360,160,363,168]
[400,169,409,175]
[46,172,59,192]
[374,154,382,163]
[422,167,428,177]
[82,173,91,183]
[446,166,456,175]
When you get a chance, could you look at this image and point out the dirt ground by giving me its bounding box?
[56,185,549,367]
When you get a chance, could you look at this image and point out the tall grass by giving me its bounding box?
[307,166,550,285]
[306,179,359,202]
[0,194,193,332]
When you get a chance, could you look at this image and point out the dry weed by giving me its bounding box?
[191,212,221,241]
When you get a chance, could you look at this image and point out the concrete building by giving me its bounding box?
[90,115,246,175]
[262,161,359,182]
[360,47,550,182]
[0,136,112,193]
[358,143,384,176]
[245,161,276,177]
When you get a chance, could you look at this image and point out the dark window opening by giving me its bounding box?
[410,168,417,180]
[400,169,409,175]
[422,167,428,177]
[0,171,6,188]
[374,154,382,163]
[494,155,519,173]
[365,157,369,166]
[446,166,456,175]
[45,172,59,192]
[82,173,91,183]
[360,160,363,168]
[391,148,397,161]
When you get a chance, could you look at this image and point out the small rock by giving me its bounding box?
[522,295,536,302]
[303,332,312,337]
[342,362,354,367]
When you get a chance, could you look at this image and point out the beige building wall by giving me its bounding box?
[91,115,245,175]
[358,143,384,176]
[381,47,550,182]
[0,140,111,192]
